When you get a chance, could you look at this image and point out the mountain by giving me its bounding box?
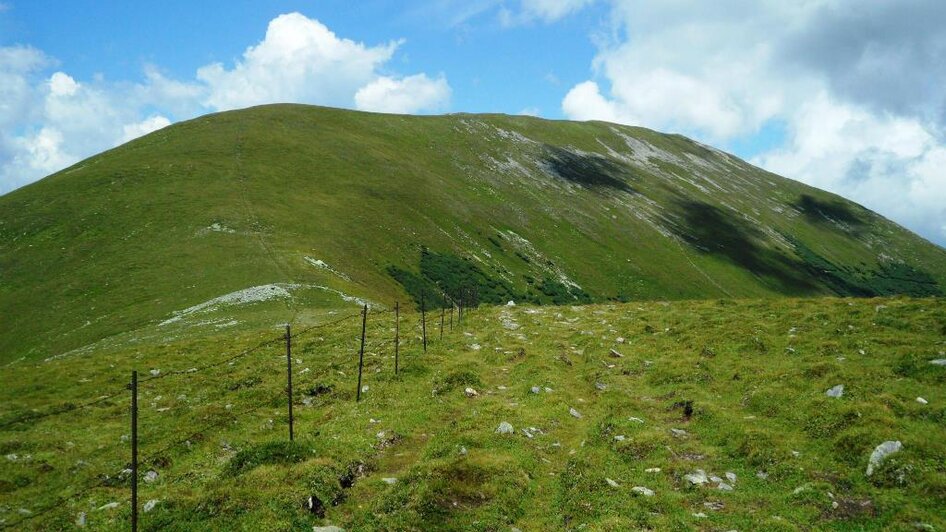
[1,104,944,363]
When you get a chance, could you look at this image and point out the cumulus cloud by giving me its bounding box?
[197,13,400,111]
[355,74,450,114]
[562,0,946,244]
[0,13,451,195]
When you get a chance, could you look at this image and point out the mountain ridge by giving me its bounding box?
[1,103,944,363]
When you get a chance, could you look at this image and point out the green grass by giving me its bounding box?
[1,296,945,530]
[2,104,946,365]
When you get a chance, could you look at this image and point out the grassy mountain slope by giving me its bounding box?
[1,297,945,530]
[1,104,945,363]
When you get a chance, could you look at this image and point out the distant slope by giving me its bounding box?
[1,104,944,362]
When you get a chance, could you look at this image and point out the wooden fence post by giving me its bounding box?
[356,305,368,401]
[394,301,399,375]
[285,324,294,441]
[130,370,138,532]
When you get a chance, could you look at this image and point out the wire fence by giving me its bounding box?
[0,301,460,530]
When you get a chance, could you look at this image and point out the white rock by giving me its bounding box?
[605,477,620,488]
[76,512,86,527]
[595,382,607,390]
[496,422,514,434]
[725,472,737,484]
[464,387,478,397]
[684,469,708,485]
[143,499,159,513]
[506,300,516,306]
[149,369,160,376]
[144,470,158,483]
[5,454,16,462]
[628,417,645,424]
[531,386,541,394]
[361,385,369,393]
[97,502,119,511]
[609,349,624,358]
[670,428,688,438]
[569,408,582,419]
[632,486,655,497]
[693,512,708,518]
[866,440,902,476]
[313,527,345,532]
[929,359,946,366]
[916,397,928,405]
[381,477,397,485]
[459,446,468,455]
[614,435,626,442]
[825,385,844,398]
[756,471,769,480]
[717,482,734,491]
[616,337,625,344]
[645,467,662,473]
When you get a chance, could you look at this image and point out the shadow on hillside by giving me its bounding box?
[543,146,637,193]
[670,199,821,295]
[793,194,866,228]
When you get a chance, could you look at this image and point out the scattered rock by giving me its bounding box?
[361,386,369,393]
[306,495,326,517]
[916,397,928,405]
[569,408,583,419]
[609,349,624,358]
[670,428,688,438]
[470,344,482,351]
[704,501,725,511]
[143,500,159,513]
[144,470,158,483]
[312,527,345,532]
[756,471,769,480]
[825,385,844,398]
[5,454,16,462]
[929,359,946,366]
[464,387,479,397]
[725,472,737,484]
[595,382,607,391]
[605,478,620,488]
[631,486,655,497]
[381,478,397,485]
[97,502,119,511]
[866,441,902,476]
[149,369,160,377]
[717,482,734,491]
[693,512,708,518]
[614,435,626,442]
[628,417,644,424]
[496,422,515,435]
[76,512,86,527]
[684,470,708,485]
[645,467,661,473]
[616,337,625,344]
[459,446,467,455]
[530,386,541,394]
[506,300,516,306]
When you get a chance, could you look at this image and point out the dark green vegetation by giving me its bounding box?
[1,104,945,364]
[1,297,945,530]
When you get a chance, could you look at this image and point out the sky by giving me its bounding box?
[1,0,945,245]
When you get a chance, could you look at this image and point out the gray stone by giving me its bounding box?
[76,512,86,527]
[725,472,737,484]
[143,500,159,513]
[684,469,708,485]
[631,486,655,497]
[464,387,478,397]
[609,349,624,358]
[97,502,119,511]
[670,428,688,438]
[496,421,514,434]
[826,385,844,398]
[929,359,946,366]
[531,386,541,394]
[916,397,928,405]
[312,527,345,532]
[605,477,620,488]
[144,470,158,483]
[595,382,607,391]
[381,478,397,485]
[866,440,902,476]
[628,417,645,424]
[717,482,734,491]
[569,408,582,419]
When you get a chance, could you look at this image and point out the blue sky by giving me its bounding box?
[1,1,944,244]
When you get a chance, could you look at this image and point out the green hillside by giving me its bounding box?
[1,104,945,363]
[1,297,944,530]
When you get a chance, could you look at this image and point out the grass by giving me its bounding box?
[2,104,946,365]
[1,296,945,530]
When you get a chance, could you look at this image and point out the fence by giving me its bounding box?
[0,297,472,530]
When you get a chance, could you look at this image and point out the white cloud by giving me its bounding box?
[0,13,451,195]
[120,115,171,144]
[355,74,450,114]
[562,0,946,244]
[197,13,400,111]
[501,0,595,25]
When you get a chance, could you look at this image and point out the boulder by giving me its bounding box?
[866,441,902,476]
